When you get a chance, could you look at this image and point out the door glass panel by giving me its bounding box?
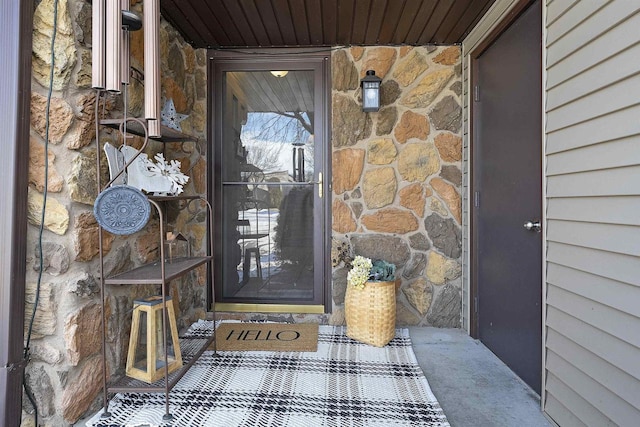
[220,70,317,303]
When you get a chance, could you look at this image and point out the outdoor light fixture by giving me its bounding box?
[270,70,289,78]
[361,70,382,112]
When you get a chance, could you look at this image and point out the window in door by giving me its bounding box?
[211,55,328,310]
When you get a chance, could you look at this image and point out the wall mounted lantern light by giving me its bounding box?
[361,70,382,112]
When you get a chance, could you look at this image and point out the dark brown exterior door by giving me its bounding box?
[472,0,542,394]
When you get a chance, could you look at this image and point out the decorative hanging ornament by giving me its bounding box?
[161,98,188,132]
[93,185,151,235]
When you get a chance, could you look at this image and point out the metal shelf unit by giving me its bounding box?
[96,118,215,422]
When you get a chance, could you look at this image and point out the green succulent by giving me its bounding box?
[369,260,396,282]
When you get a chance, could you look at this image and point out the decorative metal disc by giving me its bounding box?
[94,185,151,235]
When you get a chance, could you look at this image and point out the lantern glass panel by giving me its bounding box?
[362,82,380,112]
[154,307,178,367]
[133,309,148,370]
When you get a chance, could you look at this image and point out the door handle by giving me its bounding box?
[523,220,541,232]
[305,173,323,198]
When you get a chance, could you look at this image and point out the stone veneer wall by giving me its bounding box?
[330,46,463,328]
[24,0,208,424]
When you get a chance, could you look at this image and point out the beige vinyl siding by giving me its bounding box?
[545,0,640,425]
[547,196,640,225]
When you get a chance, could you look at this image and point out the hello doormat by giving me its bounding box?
[213,323,319,352]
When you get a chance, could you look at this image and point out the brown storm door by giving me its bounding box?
[472,0,542,394]
[211,53,329,309]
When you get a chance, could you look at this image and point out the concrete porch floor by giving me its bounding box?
[409,327,552,427]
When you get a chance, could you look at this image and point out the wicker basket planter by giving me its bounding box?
[345,280,396,347]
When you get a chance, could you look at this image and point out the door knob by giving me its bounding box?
[523,220,541,232]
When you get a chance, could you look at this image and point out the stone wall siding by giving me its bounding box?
[25,0,208,424]
[25,3,463,422]
[330,46,463,328]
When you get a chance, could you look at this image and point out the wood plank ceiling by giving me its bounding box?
[227,71,315,113]
[160,0,497,49]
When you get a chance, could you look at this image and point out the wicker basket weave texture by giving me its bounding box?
[345,280,396,347]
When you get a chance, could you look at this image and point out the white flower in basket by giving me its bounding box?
[347,255,396,289]
[347,256,373,290]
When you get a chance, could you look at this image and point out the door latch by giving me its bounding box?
[306,173,323,198]
[523,220,541,232]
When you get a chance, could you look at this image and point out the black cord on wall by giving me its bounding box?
[24,1,59,425]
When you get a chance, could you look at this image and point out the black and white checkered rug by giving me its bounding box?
[86,321,449,426]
